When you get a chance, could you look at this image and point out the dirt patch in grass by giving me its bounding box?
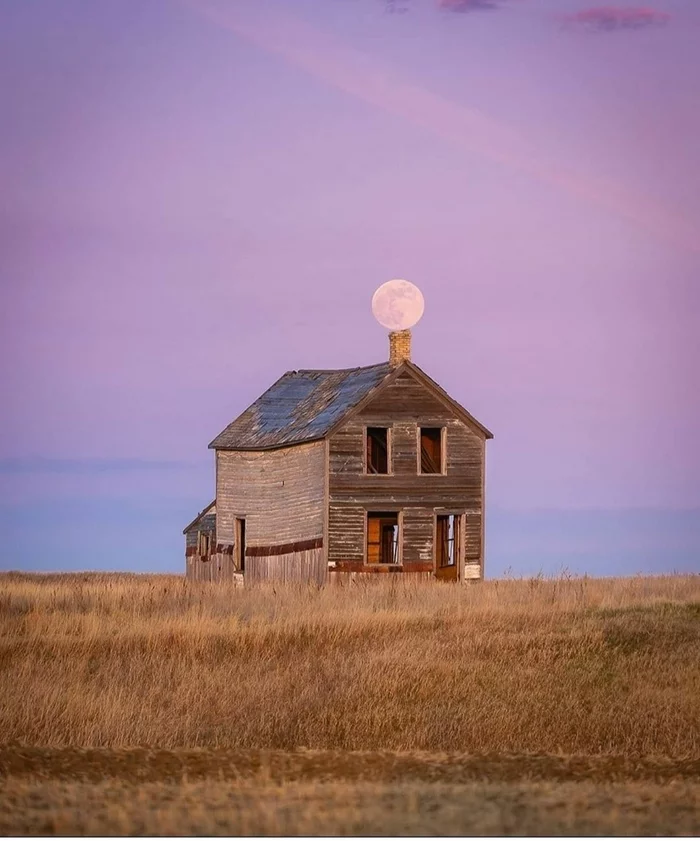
[1,776,698,836]
[2,746,699,785]
[2,575,699,835]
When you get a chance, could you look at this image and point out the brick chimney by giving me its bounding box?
[389,329,411,367]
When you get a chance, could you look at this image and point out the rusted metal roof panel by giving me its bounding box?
[208,363,392,451]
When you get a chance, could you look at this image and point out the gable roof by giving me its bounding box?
[209,360,494,451]
[402,361,494,440]
[182,500,216,534]
[208,363,392,450]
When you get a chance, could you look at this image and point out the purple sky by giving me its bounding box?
[1,0,699,575]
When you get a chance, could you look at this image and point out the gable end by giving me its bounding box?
[325,361,493,440]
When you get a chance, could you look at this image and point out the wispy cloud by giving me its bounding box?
[438,0,509,12]
[0,457,198,475]
[560,6,671,33]
[383,0,410,14]
[382,0,515,14]
[183,0,698,255]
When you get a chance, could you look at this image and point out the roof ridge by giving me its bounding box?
[292,362,389,374]
[208,362,393,451]
[182,500,216,534]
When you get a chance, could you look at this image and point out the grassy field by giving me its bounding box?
[1,572,699,834]
[3,772,699,836]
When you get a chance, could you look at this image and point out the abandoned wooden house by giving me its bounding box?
[184,308,493,585]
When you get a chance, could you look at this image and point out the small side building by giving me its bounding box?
[184,501,241,583]
[184,329,493,584]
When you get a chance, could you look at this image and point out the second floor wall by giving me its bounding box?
[328,370,485,506]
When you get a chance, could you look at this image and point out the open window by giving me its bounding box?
[420,427,444,474]
[436,514,458,569]
[366,427,390,474]
[198,531,211,557]
[367,512,399,564]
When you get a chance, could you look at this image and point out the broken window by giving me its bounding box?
[367,512,399,564]
[420,427,443,474]
[366,427,389,474]
[198,531,211,557]
[436,514,458,568]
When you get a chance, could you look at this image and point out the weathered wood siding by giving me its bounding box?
[186,553,244,584]
[246,547,326,586]
[184,506,218,580]
[216,440,326,583]
[402,507,435,564]
[216,441,325,545]
[328,370,485,579]
[184,511,216,551]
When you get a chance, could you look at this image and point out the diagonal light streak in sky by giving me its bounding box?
[183,0,699,255]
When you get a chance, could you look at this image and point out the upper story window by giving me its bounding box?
[366,427,390,474]
[419,427,444,474]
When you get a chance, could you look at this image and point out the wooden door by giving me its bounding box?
[435,514,459,581]
[381,524,398,564]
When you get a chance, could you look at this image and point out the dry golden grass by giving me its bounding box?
[2,776,698,836]
[1,572,699,835]
[1,572,699,755]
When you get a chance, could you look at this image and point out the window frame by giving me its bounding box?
[365,509,403,565]
[434,511,465,574]
[198,530,211,558]
[417,425,447,475]
[364,425,393,475]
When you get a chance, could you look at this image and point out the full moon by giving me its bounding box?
[371,279,425,331]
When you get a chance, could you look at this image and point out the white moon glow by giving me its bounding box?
[371,279,425,331]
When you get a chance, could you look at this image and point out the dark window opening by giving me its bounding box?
[366,427,389,474]
[420,427,443,474]
[436,514,458,567]
[367,512,399,564]
[235,518,246,572]
[198,531,211,557]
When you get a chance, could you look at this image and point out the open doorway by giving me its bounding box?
[235,518,246,572]
[435,513,460,581]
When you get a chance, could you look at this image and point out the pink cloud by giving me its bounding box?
[438,0,506,11]
[561,6,671,33]
[183,0,697,254]
[383,0,516,14]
